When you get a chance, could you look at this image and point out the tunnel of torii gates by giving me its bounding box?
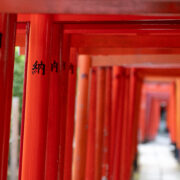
[1,13,180,180]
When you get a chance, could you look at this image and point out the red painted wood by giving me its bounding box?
[53,14,180,22]
[18,14,180,23]
[17,14,31,22]
[138,83,147,142]
[0,13,17,180]
[119,68,130,180]
[126,68,137,180]
[64,22,180,35]
[21,15,53,179]
[109,67,121,179]
[58,33,71,180]
[71,35,180,49]
[18,22,30,180]
[12,12,180,180]
[131,77,143,167]
[95,67,106,180]
[176,80,180,149]
[45,23,61,180]
[72,55,91,180]
[85,68,97,180]
[137,67,180,78]
[16,33,26,47]
[63,48,78,180]
[148,99,161,140]
[101,67,112,180]
[167,83,176,143]
[15,23,27,48]
[130,76,140,170]
[79,48,180,56]
[138,82,175,143]
[112,68,125,180]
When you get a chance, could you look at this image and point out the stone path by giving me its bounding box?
[133,135,180,180]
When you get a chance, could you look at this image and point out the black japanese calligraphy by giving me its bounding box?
[51,60,58,72]
[32,61,45,75]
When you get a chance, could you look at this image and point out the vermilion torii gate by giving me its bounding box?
[1,13,180,180]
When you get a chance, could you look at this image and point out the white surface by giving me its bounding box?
[134,135,180,180]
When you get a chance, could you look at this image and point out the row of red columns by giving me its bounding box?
[72,64,140,180]
[13,15,77,180]
[138,79,180,162]
[0,14,141,180]
[138,82,177,143]
[19,15,79,180]
[2,13,180,180]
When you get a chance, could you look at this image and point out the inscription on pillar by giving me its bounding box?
[32,60,75,75]
[32,60,46,75]
[51,60,59,72]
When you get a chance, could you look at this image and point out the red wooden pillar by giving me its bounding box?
[72,55,91,180]
[112,68,125,180]
[58,33,71,180]
[95,67,106,180]
[110,67,121,179]
[176,79,180,150]
[18,22,30,180]
[101,67,112,180]
[21,15,52,180]
[126,68,136,180]
[167,83,176,143]
[119,68,130,180]
[0,14,17,180]
[130,75,140,165]
[45,24,61,180]
[149,98,160,140]
[132,77,143,163]
[138,86,147,142]
[85,67,97,180]
[63,48,78,180]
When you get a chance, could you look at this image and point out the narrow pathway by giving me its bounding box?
[134,135,180,180]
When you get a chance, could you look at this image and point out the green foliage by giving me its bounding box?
[13,47,25,121]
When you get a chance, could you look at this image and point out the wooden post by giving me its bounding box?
[85,68,97,180]
[119,68,130,180]
[138,84,147,142]
[112,67,125,180]
[18,22,30,180]
[110,67,121,179]
[21,15,52,180]
[0,14,17,180]
[176,79,180,150]
[63,48,78,180]
[132,77,143,172]
[45,23,61,180]
[167,83,176,143]
[126,68,136,180]
[72,55,91,180]
[101,67,112,180]
[95,67,106,180]
[58,33,71,180]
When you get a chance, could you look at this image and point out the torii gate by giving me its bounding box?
[1,7,180,180]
